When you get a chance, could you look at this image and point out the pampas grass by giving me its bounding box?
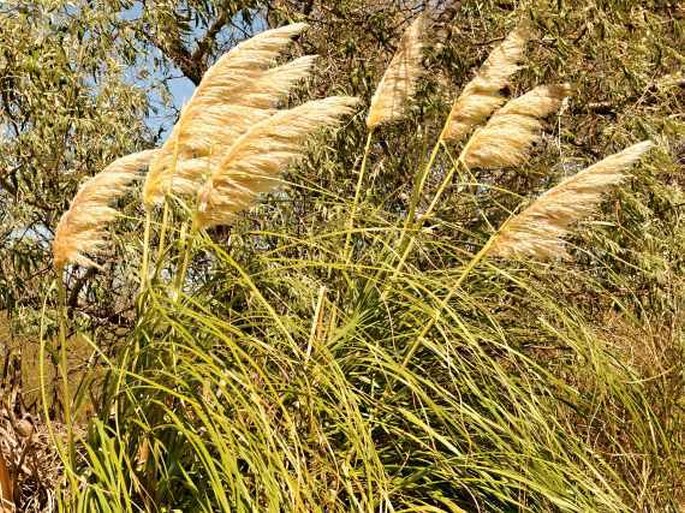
[143,23,312,206]
[53,150,157,270]
[442,23,529,142]
[195,96,359,228]
[461,83,570,169]
[488,141,653,259]
[45,13,685,513]
[366,15,424,129]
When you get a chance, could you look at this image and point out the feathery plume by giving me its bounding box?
[488,141,653,260]
[196,96,359,228]
[442,23,529,142]
[143,105,276,200]
[461,83,570,169]
[366,15,424,129]
[53,150,157,270]
[143,23,312,206]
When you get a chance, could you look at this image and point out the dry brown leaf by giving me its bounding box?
[0,448,13,513]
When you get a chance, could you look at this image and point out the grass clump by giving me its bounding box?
[27,6,685,513]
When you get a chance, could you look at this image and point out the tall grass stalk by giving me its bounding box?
[54,274,75,469]
[343,129,374,263]
[39,280,79,506]
[139,209,153,293]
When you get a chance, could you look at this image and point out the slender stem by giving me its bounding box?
[155,108,183,276]
[344,130,374,263]
[402,139,442,238]
[155,202,170,271]
[366,117,453,301]
[397,114,462,252]
[393,106,459,266]
[173,223,195,298]
[423,148,464,222]
[399,216,508,368]
[55,269,75,470]
[40,282,77,505]
[375,140,446,304]
[139,209,152,293]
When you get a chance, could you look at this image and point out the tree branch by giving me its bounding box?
[145,7,232,86]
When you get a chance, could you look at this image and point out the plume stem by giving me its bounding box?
[55,270,76,472]
[173,224,195,299]
[402,85,475,241]
[401,138,443,243]
[344,130,374,264]
[139,210,152,293]
[379,132,447,300]
[154,112,184,270]
[425,150,469,220]
[382,148,470,300]
[155,202,171,269]
[399,227,501,368]
[379,144,447,301]
[39,283,78,506]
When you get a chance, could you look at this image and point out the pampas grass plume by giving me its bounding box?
[143,23,312,206]
[366,15,424,129]
[196,96,359,228]
[489,141,653,259]
[461,83,570,169]
[53,150,157,270]
[442,23,529,142]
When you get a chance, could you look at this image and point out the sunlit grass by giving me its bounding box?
[37,8,685,512]
[51,170,684,511]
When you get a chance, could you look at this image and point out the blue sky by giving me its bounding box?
[119,2,197,135]
[103,2,268,136]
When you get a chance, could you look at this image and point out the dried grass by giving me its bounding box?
[195,96,359,228]
[461,83,571,169]
[489,141,653,259]
[0,403,62,513]
[0,445,12,513]
[366,15,425,129]
[53,150,157,270]
[442,23,529,142]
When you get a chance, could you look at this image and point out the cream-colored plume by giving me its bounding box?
[366,15,424,129]
[442,23,529,142]
[461,83,570,169]
[143,23,312,206]
[53,150,157,270]
[145,105,276,200]
[195,96,359,228]
[488,141,653,260]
